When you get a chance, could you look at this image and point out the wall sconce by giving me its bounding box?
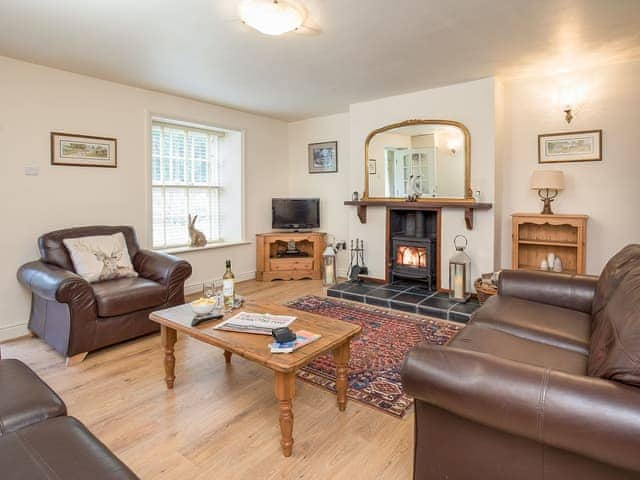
[557,84,586,124]
[564,105,574,123]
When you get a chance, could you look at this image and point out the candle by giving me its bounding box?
[454,268,464,299]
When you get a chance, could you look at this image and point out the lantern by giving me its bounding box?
[449,235,471,303]
[322,245,337,286]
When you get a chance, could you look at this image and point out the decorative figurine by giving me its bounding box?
[188,214,207,247]
[553,256,563,273]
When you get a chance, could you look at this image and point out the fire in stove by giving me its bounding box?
[396,246,427,268]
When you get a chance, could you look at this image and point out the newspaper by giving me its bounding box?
[213,312,295,335]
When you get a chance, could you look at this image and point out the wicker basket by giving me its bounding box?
[474,278,498,304]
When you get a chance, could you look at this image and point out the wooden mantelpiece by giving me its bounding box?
[344,200,492,230]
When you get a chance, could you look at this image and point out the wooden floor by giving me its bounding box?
[2,280,413,479]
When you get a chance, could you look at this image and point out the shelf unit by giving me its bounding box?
[511,213,588,274]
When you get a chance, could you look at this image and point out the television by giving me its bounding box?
[272,198,320,230]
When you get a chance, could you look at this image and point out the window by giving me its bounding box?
[151,121,224,249]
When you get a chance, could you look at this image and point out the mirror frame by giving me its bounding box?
[363,119,472,201]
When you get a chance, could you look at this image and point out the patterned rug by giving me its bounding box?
[286,295,463,417]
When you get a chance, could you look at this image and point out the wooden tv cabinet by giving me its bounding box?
[256,232,326,281]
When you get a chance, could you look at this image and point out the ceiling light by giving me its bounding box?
[240,0,304,36]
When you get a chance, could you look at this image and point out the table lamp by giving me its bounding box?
[530,170,564,215]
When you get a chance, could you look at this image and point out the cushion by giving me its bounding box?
[450,324,588,375]
[91,277,166,317]
[63,233,138,283]
[588,262,640,386]
[0,416,138,479]
[0,359,66,435]
[471,295,591,354]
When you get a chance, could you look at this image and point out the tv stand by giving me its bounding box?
[256,232,326,281]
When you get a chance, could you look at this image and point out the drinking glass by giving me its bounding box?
[213,279,224,310]
[203,280,215,300]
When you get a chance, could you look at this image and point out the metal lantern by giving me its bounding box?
[322,245,337,286]
[449,235,471,303]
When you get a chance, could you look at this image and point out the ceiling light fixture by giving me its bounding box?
[240,0,305,36]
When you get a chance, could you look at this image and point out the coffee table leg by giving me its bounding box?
[161,325,177,389]
[332,341,350,412]
[223,350,232,364]
[274,371,296,457]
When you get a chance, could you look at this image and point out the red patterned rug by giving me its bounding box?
[287,296,463,417]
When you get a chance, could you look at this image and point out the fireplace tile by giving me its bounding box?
[328,283,355,292]
[449,311,472,324]
[450,300,481,314]
[365,296,391,308]
[327,281,477,323]
[392,292,428,304]
[342,291,366,302]
[389,300,419,314]
[421,294,458,310]
[367,288,401,299]
[417,305,448,320]
[407,285,436,296]
[343,284,379,295]
[327,288,343,299]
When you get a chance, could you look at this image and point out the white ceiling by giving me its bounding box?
[1,0,639,121]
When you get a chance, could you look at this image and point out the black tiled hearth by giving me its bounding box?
[327,281,480,323]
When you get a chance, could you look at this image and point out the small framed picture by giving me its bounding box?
[51,132,117,168]
[308,141,337,173]
[368,158,376,175]
[538,130,602,163]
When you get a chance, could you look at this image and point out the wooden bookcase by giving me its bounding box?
[511,213,588,274]
[256,232,326,281]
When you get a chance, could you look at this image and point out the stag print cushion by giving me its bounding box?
[63,233,138,283]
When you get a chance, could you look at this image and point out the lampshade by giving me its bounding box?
[530,170,564,190]
[240,0,304,36]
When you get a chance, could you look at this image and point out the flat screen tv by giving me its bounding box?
[272,198,320,230]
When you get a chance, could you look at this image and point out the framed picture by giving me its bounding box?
[368,158,376,175]
[308,141,337,173]
[51,132,117,168]
[538,130,602,163]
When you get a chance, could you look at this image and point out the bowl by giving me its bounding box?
[191,298,216,316]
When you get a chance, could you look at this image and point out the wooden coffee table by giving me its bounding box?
[149,302,361,457]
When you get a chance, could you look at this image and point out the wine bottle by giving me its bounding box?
[222,259,235,310]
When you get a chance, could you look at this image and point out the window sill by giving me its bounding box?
[156,241,251,255]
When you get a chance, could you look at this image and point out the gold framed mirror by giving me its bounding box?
[363,119,471,201]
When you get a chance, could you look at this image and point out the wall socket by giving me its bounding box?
[24,166,39,176]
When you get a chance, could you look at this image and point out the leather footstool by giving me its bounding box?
[0,416,138,479]
[0,359,66,434]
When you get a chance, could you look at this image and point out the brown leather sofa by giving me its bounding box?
[0,352,138,479]
[401,244,640,480]
[17,226,192,364]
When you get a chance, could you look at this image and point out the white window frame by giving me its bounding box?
[150,119,224,250]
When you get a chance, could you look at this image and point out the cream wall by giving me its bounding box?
[287,113,351,275]
[501,60,640,274]
[0,56,289,341]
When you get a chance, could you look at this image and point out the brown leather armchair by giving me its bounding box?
[17,226,192,365]
[401,245,640,480]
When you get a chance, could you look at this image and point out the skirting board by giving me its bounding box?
[0,324,30,343]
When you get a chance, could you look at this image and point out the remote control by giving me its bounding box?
[191,312,224,327]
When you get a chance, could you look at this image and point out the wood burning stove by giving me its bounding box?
[388,210,437,289]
